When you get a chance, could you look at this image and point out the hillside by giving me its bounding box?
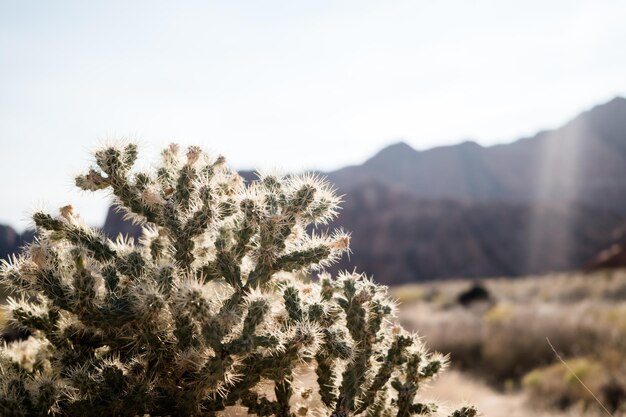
[0,225,33,261]
[323,97,626,283]
[327,180,625,283]
[329,97,626,212]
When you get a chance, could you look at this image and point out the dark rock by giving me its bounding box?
[457,283,492,307]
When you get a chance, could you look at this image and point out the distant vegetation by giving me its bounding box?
[395,269,626,415]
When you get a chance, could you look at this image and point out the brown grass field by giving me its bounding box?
[394,268,626,416]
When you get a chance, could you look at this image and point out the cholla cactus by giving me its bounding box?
[0,143,476,417]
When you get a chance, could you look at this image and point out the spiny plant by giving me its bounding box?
[0,143,477,417]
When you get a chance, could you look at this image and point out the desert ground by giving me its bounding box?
[394,269,626,416]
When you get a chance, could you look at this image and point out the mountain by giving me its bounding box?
[586,239,626,271]
[102,206,142,240]
[3,97,626,284]
[316,97,626,283]
[0,225,21,261]
[329,97,626,212]
[327,180,625,282]
[0,225,34,261]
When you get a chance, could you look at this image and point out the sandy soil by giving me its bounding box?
[422,369,605,417]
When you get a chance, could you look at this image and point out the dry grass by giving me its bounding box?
[392,268,626,305]
[421,370,618,417]
[394,269,626,415]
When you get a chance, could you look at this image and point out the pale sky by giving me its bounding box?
[2,0,626,230]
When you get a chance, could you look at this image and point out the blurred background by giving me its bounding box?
[3,1,626,415]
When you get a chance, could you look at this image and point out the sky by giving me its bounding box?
[2,0,626,230]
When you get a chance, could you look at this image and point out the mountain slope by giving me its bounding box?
[0,225,34,261]
[325,97,626,282]
[327,180,625,283]
[329,97,626,211]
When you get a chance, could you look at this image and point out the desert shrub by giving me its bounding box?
[456,283,491,307]
[0,143,475,416]
[406,301,620,387]
[602,277,626,301]
[523,357,626,413]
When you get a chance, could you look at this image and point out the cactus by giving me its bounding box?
[0,143,476,417]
